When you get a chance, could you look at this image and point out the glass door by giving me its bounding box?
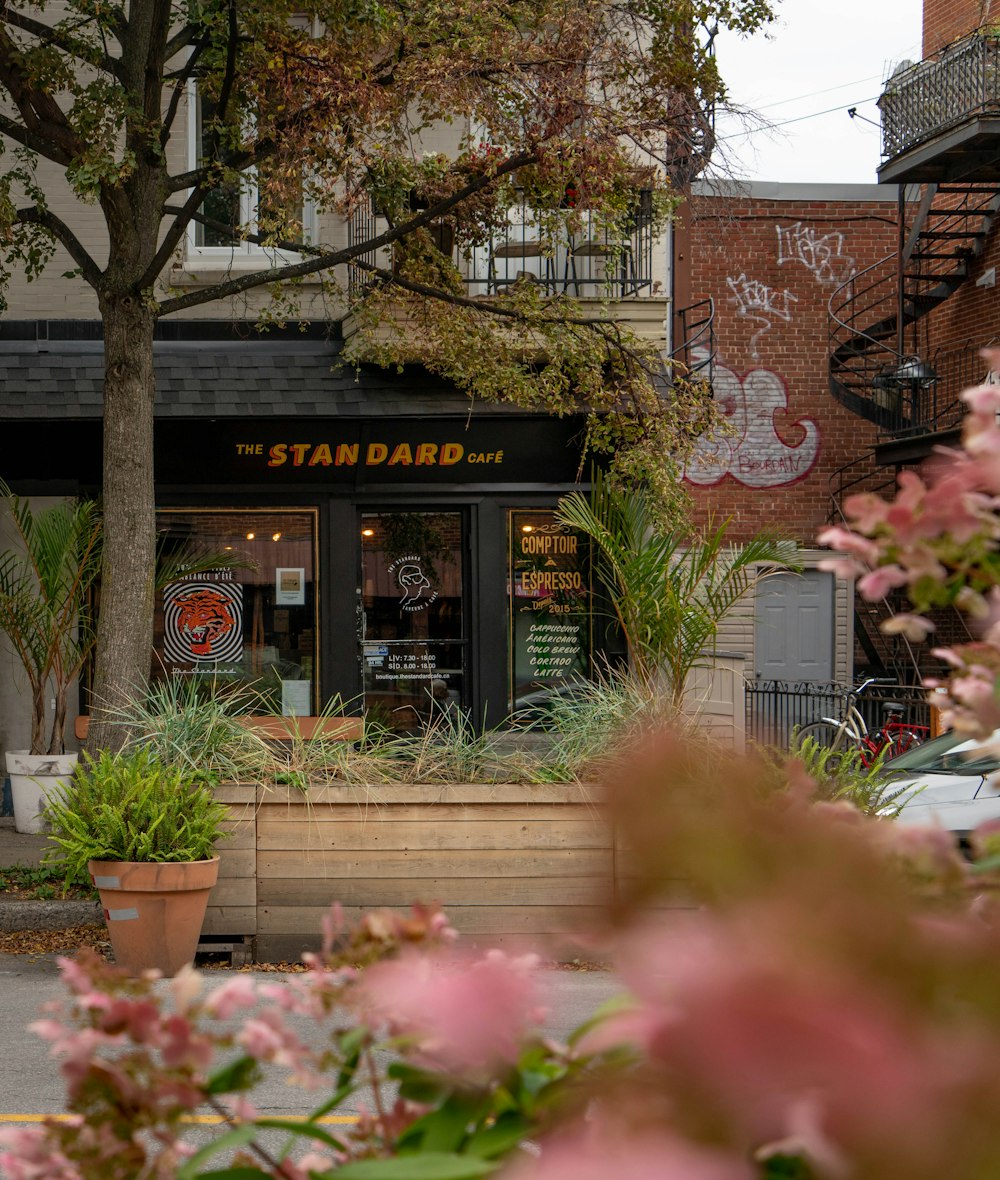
[359,511,466,729]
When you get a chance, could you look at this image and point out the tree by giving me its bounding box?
[0,0,774,744]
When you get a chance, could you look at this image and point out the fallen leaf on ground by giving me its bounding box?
[0,924,111,957]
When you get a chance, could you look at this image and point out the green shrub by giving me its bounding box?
[45,748,228,883]
[789,732,910,816]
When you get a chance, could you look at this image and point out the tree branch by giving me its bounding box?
[2,8,123,79]
[158,148,540,313]
[0,28,86,165]
[139,186,212,290]
[14,206,103,288]
[353,260,618,329]
[164,19,201,62]
[0,111,73,165]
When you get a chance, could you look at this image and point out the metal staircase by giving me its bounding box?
[826,451,924,682]
[829,181,1000,435]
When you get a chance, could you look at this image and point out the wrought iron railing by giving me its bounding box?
[672,297,715,384]
[348,190,657,300]
[879,33,1000,160]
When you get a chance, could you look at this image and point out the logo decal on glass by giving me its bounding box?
[163,582,244,663]
[389,556,438,613]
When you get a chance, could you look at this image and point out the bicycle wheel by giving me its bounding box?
[884,729,925,759]
[798,721,851,753]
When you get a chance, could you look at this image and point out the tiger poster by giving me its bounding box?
[163,581,244,667]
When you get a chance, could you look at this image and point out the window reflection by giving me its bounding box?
[360,512,465,730]
[154,509,318,714]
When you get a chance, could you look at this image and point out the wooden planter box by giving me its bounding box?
[208,783,612,963]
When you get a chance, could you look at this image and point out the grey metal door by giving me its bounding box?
[755,570,835,683]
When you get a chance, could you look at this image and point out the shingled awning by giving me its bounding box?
[0,322,522,421]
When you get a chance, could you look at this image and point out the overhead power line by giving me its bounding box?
[717,97,880,141]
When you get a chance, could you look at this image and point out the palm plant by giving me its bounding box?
[556,474,797,704]
[0,482,102,754]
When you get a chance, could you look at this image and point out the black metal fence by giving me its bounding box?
[746,680,933,749]
[879,33,1000,160]
[348,189,657,299]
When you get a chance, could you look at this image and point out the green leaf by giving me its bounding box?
[333,1155,497,1180]
[204,1055,262,1095]
[397,1093,488,1154]
[176,1125,260,1179]
[387,1061,448,1103]
[251,1118,348,1153]
[464,1112,532,1159]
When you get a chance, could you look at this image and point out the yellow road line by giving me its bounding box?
[0,1113,359,1125]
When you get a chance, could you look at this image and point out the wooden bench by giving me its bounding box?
[74,714,364,743]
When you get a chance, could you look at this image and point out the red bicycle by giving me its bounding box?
[798,679,929,767]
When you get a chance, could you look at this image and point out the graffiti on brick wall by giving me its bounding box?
[725,274,798,360]
[776,221,855,285]
[682,356,820,488]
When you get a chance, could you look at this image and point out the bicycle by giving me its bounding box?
[797,678,929,767]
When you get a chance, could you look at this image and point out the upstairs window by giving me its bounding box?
[186,83,314,264]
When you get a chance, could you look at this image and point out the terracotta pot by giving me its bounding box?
[88,857,220,976]
[5,751,78,834]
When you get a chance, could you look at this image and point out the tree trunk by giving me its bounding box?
[86,295,158,753]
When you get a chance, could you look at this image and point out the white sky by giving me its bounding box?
[708,0,924,184]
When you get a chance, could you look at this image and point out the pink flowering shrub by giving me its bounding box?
[8,737,1000,1180]
[819,349,1000,732]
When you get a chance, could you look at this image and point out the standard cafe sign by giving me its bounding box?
[155,417,585,484]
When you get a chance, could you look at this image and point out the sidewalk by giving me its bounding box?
[0,818,47,869]
[0,819,102,934]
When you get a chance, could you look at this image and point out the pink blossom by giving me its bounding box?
[0,1127,80,1180]
[203,975,259,1020]
[880,614,935,641]
[320,901,346,957]
[816,526,880,564]
[361,949,540,1072]
[755,1095,849,1178]
[159,1013,214,1070]
[856,565,909,600]
[236,1010,321,1086]
[97,998,162,1043]
[229,1095,260,1122]
[961,381,1000,416]
[170,964,203,1013]
[841,491,889,533]
[55,955,103,997]
[502,1125,754,1180]
[817,556,865,581]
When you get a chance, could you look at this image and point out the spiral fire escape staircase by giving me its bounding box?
[826,32,1000,678]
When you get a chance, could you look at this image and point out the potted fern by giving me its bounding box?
[45,748,228,976]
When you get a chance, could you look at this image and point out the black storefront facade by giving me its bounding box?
[1,321,604,731]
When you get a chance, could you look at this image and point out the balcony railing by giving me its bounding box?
[348,190,658,300]
[879,33,1000,160]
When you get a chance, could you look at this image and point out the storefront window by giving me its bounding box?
[508,510,591,719]
[360,511,466,729]
[154,509,318,714]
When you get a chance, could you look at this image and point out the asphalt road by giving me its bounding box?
[0,953,621,1132]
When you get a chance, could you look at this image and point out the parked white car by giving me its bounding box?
[884,729,1000,838]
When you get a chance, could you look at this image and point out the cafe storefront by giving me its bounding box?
[0,322,610,730]
[150,415,599,728]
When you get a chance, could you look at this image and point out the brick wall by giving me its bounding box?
[683,183,899,546]
[923,0,996,57]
